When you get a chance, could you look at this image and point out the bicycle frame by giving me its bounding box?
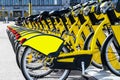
[21,6,107,70]
[103,10,120,69]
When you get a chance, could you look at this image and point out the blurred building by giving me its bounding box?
[0,0,71,20]
[0,0,93,20]
[70,0,88,6]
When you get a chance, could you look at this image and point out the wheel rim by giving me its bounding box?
[106,37,120,75]
[21,47,70,79]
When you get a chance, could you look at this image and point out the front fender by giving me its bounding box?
[22,35,64,56]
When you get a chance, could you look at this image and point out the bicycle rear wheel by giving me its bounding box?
[21,46,70,80]
[16,46,26,68]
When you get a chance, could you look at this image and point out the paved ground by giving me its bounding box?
[0,22,25,80]
[0,22,120,80]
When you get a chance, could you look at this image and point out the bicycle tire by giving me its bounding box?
[16,46,44,70]
[101,33,120,76]
[20,46,70,80]
[84,32,102,69]
[16,45,26,68]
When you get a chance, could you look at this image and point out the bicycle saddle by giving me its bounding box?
[82,2,89,7]
[59,8,71,16]
[23,17,29,24]
[94,4,101,15]
[28,14,39,22]
[88,1,97,6]
[40,11,49,18]
[21,17,25,21]
[33,15,40,22]
[49,8,71,18]
[49,10,60,17]
[73,3,82,11]
[15,17,21,21]
[100,1,119,24]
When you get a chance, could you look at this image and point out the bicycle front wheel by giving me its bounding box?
[101,33,120,76]
[84,32,102,69]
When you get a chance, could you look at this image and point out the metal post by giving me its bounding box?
[29,0,32,16]
[81,61,85,75]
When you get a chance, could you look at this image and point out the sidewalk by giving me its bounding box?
[0,22,25,80]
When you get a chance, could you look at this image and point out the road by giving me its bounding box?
[0,22,120,80]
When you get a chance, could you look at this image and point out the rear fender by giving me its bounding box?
[22,35,64,56]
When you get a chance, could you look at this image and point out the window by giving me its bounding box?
[41,0,44,5]
[39,0,55,5]
[1,0,5,5]
[37,0,40,5]
[14,0,19,5]
[77,0,81,3]
[0,0,63,6]
[44,0,49,5]
[49,0,54,5]
[13,11,22,17]
[54,0,57,5]
[32,0,38,5]
[57,0,62,5]
[19,0,22,5]
[23,0,29,5]
[10,0,13,5]
[4,0,12,5]
[0,0,2,5]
